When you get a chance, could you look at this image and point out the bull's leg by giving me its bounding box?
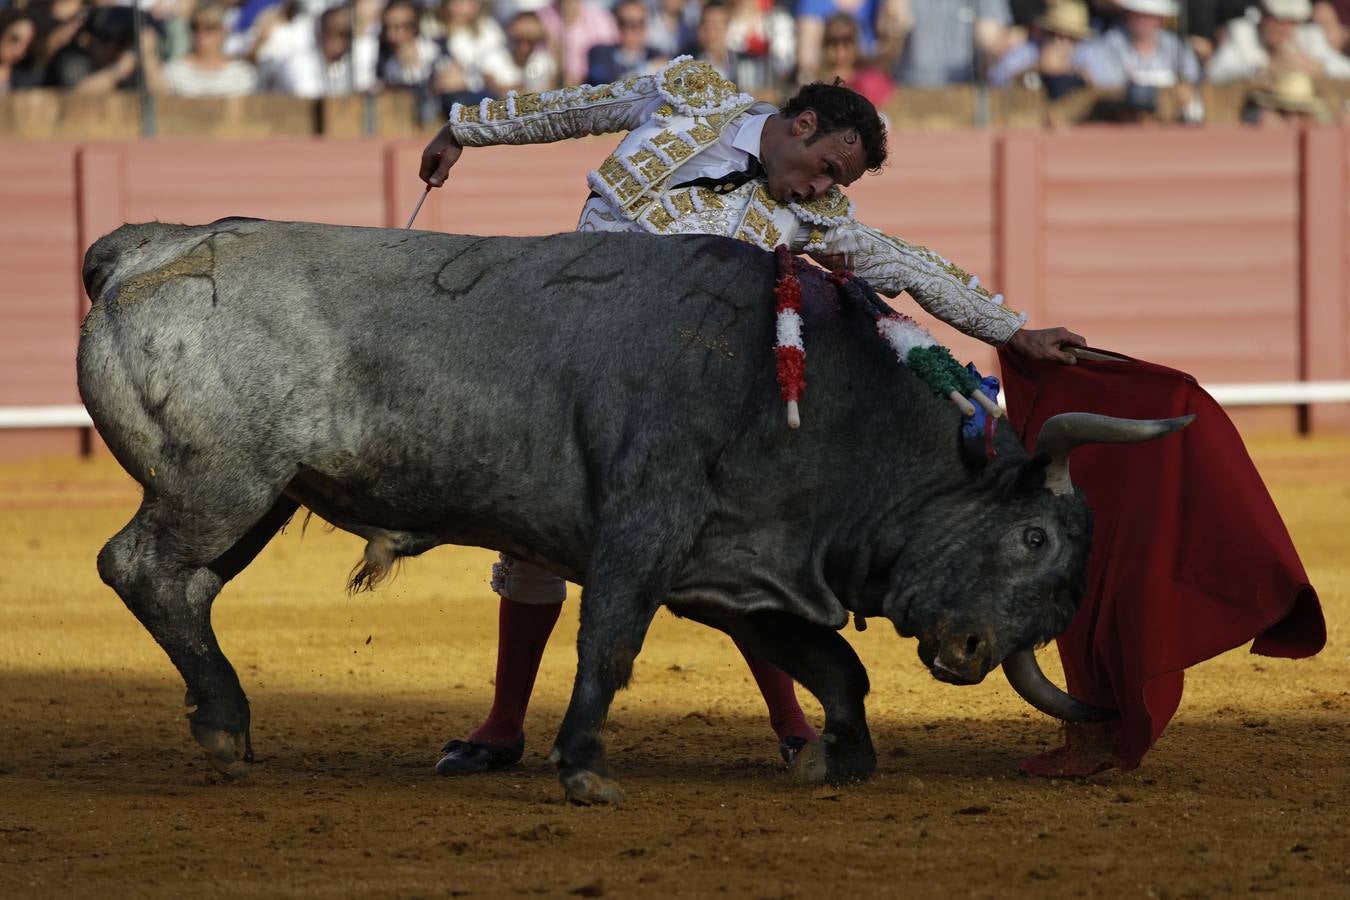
[725,611,876,786]
[550,571,663,806]
[549,491,700,806]
[98,494,298,778]
[547,442,706,805]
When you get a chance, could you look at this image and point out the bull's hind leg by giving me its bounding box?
[98,493,298,778]
[722,612,876,786]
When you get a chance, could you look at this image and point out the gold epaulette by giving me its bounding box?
[788,188,855,226]
[785,188,856,252]
[657,56,755,117]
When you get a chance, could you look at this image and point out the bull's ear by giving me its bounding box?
[1003,453,1050,499]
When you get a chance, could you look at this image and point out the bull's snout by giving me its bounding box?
[919,625,995,686]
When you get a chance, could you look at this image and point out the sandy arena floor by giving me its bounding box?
[1,438,1347,898]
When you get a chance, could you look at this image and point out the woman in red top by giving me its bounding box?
[820,12,894,108]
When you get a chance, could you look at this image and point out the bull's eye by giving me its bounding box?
[1024,526,1047,549]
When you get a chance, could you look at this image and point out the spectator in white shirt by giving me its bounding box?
[1208,0,1350,82]
[272,5,377,97]
[245,2,315,91]
[162,2,258,97]
[492,10,558,93]
[434,0,512,97]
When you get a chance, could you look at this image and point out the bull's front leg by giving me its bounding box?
[729,611,876,786]
[549,558,666,806]
[548,445,706,805]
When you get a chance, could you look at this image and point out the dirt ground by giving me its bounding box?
[1,437,1347,899]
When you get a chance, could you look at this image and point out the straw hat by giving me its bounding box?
[1115,0,1179,15]
[1250,70,1331,120]
[1035,1,1094,40]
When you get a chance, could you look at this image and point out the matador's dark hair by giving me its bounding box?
[780,80,888,173]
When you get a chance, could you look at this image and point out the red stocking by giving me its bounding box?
[468,598,563,747]
[732,637,818,743]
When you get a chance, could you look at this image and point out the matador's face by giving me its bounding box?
[761,111,867,205]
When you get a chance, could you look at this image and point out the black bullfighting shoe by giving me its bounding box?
[434,735,526,776]
[779,736,809,765]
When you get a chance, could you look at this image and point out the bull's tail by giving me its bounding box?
[346,530,439,594]
[348,533,403,593]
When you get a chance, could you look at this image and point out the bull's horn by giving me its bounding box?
[1036,413,1195,496]
[1002,649,1119,723]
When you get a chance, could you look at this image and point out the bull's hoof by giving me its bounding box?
[789,735,876,786]
[789,740,829,785]
[829,748,877,784]
[561,769,626,806]
[190,722,251,781]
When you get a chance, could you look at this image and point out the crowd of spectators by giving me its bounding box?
[1,0,1347,125]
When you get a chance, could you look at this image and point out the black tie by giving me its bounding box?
[673,156,764,194]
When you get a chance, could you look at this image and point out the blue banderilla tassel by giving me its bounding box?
[961,364,1002,462]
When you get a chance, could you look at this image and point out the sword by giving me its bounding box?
[405,185,431,229]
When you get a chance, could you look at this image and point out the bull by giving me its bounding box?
[77,219,1188,805]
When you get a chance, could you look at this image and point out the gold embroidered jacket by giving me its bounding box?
[447,57,1026,345]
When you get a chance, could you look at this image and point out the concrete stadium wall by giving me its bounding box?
[2,126,1348,458]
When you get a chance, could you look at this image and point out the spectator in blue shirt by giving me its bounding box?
[646,0,699,58]
[586,0,663,85]
[1072,0,1201,88]
[892,0,1016,86]
[989,0,1094,98]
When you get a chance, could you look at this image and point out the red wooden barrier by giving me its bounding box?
[853,130,998,373]
[2,127,1348,458]
[386,138,611,236]
[77,140,389,257]
[0,142,82,456]
[1039,128,1301,390]
[1309,127,1350,431]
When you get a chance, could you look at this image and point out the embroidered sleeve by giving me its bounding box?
[811,221,1027,346]
[448,73,661,147]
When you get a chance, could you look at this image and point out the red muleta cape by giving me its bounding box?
[996,348,1326,775]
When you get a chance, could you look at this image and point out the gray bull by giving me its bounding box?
[77,219,1187,804]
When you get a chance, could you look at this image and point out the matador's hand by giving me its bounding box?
[1006,326,1087,365]
[420,123,464,188]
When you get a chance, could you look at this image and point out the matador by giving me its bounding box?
[418,56,1084,776]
